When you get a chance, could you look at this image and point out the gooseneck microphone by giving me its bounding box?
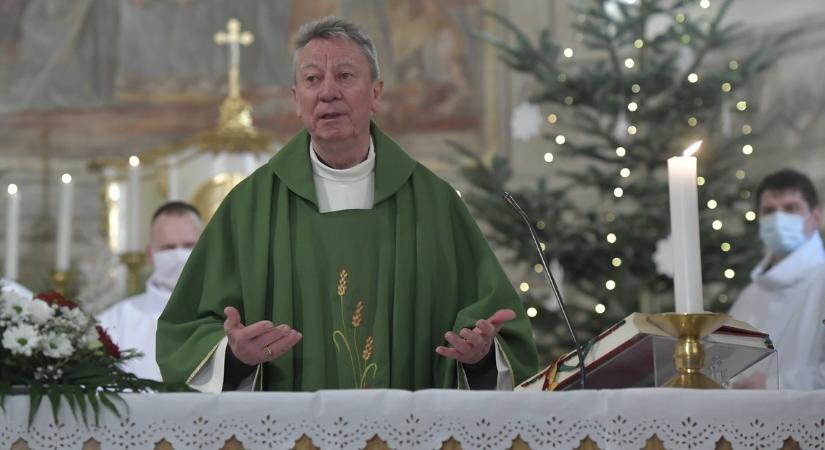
[503,192,586,389]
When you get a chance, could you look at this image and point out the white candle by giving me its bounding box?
[667,141,704,313]
[127,156,142,252]
[167,155,180,201]
[5,184,20,280]
[55,174,74,272]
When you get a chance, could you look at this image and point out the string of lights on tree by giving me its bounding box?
[453,0,797,359]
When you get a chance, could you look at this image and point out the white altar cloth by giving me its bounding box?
[2,389,825,449]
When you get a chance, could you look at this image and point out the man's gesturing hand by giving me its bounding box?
[223,306,302,365]
[435,309,516,365]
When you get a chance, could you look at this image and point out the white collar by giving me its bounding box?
[752,232,825,289]
[310,138,375,182]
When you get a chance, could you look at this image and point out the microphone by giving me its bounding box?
[503,192,586,389]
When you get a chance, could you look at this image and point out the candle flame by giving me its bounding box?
[683,141,702,157]
[7,184,18,195]
[129,155,140,167]
[61,173,72,184]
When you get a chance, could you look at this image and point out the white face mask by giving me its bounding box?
[151,248,192,292]
[759,211,808,256]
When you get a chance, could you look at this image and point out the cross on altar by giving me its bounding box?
[214,18,254,98]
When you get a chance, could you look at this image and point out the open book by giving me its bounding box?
[517,312,774,391]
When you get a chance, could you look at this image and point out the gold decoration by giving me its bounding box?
[51,270,69,295]
[337,269,348,296]
[120,252,146,297]
[647,312,729,389]
[363,336,374,362]
[352,300,364,327]
[331,268,378,388]
[191,172,247,223]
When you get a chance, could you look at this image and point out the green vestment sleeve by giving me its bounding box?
[157,123,538,389]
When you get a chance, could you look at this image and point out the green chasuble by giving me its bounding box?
[157,123,538,390]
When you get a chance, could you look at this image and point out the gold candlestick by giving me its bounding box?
[647,312,729,389]
[120,252,146,296]
[51,270,69,295]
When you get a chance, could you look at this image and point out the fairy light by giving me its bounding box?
[631,84,641,93]
[612,257,622,267]
[742,144,753,155]
[634,39,644,48]
[544,152,554,163]
[687,73,699,83]
[681,35,691,44]
[605,280,616,290]
[724,269,735,279]
[688,117,698,127]
[534,264,543,273]
[606,212,616,222]
[620,168,631,178]
[624,58,636,69]
[564,96,574,105]
[527,307,538,318]
[697,176,706,186]
[558,73,568,82]
[736,101,748,111]
[547,114,558,123]
[707,199,718,209]
[627,101,638,112]
[736,170,746,180]
[540,242,546,251]
[627,125,638,135]
[675,13,686,23]
[700,0,711,9]
[595,304,606,314]
[729,60,739,70]
[741,190,751,200]
[719,294,729,304]
[721,82,732,92]
[563,47,574,58]
[745,211,757,221]
[536,220,545,230]
[721,242,731,252]
[607,233,617,243]
[519,282,530,292]
[555,135,566,145]
[614,187,624,198]
[742,124,752,134]
[616,146,626,157]
[712,220,723,230]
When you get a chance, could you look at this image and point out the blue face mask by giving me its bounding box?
[759,211,808,255]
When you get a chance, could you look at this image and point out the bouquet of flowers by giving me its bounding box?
[0,283,165,424]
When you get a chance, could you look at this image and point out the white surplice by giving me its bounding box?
[729,232,825,389]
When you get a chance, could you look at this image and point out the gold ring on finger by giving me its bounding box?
[263,346,272,356]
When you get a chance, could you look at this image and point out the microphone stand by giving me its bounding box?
[503,192,586,389]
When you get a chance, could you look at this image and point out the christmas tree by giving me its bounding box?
[454,0,797,361]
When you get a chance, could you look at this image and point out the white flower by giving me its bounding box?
[2,323,41,356]
[80,327,102,350]
[28,299,55,325]
[61,307,89,330]
[0,290,31,320]
[41,331,75,359]
[653,235,674,278]
[510,101,543,142]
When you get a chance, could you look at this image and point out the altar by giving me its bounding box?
[2,389,824,450]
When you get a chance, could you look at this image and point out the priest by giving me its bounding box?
[157,16,538,391]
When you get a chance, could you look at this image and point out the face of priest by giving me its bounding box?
[292,37,383,155]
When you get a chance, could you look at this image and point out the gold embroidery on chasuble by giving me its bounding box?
[332,268,379,388]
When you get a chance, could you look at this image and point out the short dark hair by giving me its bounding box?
[756,169,819,210]
[151,201,202,224]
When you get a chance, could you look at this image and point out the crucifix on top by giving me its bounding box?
[214,18,254,99]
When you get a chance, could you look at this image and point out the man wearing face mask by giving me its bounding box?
[97,201,203,381]
[729,169,825,389]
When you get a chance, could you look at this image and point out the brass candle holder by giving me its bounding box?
[120,252,146,296]
[51,270,70,295]
[647,312,729,389]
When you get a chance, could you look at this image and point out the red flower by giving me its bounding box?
[35,291,79,310]
[96,325,121,359]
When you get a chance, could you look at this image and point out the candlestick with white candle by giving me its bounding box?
[667,141,704,313]
[126,156,142,252]
[55,174,74,272]
[5,184,20,280]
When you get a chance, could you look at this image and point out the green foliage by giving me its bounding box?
[461,0,798,359]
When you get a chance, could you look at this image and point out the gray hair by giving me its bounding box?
[292,16,381,81]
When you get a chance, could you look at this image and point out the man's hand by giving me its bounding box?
[435,309,516,365]
[223,306,302,366]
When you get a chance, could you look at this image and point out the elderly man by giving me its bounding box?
[730,169,825,389]
[157,17,537,391]
[98,201,202,381]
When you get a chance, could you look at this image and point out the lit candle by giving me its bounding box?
[127,156,142,252]
[5,184,20,280]
[55,174,74,272]
[668,141,704,313]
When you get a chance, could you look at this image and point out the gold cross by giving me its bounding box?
[214,19,254,98]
